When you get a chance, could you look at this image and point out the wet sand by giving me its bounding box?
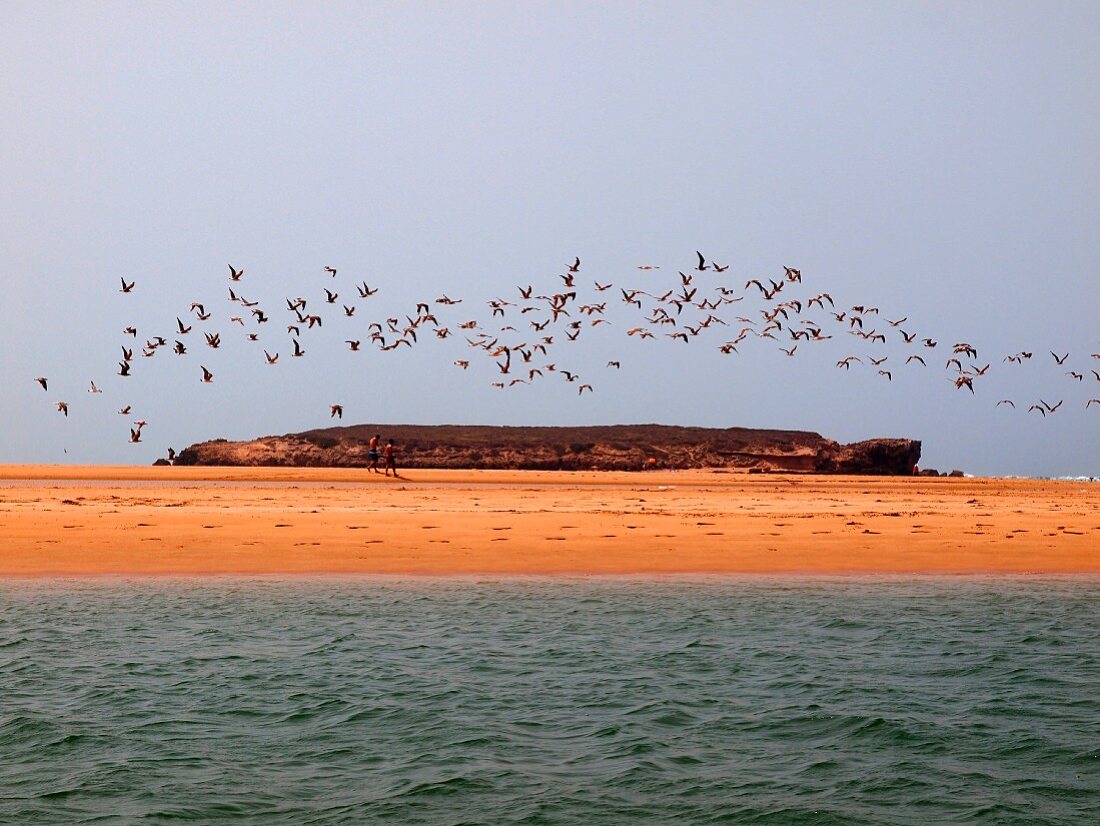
[0,466,1097,575]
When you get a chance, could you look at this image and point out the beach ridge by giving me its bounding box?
[1,466,1096,576]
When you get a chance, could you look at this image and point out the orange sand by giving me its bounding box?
[0,466,1097,575]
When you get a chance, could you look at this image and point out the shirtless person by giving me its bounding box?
[383,439,398,477]
[367,434,381,473]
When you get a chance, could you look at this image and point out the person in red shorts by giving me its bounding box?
[383,439,398,477]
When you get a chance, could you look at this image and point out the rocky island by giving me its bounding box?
[174,424,921,475]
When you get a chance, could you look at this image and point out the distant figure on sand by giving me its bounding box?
[384,439,398,477]
[367,434,381,473]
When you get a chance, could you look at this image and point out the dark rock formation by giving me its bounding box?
[815,439,923,476]
[174,423,921,475]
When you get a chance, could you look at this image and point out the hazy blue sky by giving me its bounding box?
[3,2,1098,476]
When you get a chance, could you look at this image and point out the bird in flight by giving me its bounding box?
[34,376,47,391]
[229,264,244,281]
[56,401,69,416]
[200,365,214,383]
[120,278,135,293]
[264,350,279,364]
[324,266,337,277]
[330,404,343,418]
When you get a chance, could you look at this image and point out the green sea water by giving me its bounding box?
[1,577,1097,824]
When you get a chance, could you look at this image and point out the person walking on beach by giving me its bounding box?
[383,439,398,477]
[367,434,381,473]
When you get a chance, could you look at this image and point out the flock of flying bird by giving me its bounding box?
[34,252,1099,453]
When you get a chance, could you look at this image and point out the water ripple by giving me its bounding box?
[0,576,1098,824]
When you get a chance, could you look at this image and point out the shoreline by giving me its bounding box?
[1,465,1097,576]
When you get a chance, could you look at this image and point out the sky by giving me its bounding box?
[2,1,1098,476]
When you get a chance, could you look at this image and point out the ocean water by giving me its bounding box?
[1,578,1097,825]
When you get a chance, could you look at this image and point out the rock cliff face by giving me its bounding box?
[174,424,921,475]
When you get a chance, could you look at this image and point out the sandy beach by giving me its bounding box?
[0,466,1096,576]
